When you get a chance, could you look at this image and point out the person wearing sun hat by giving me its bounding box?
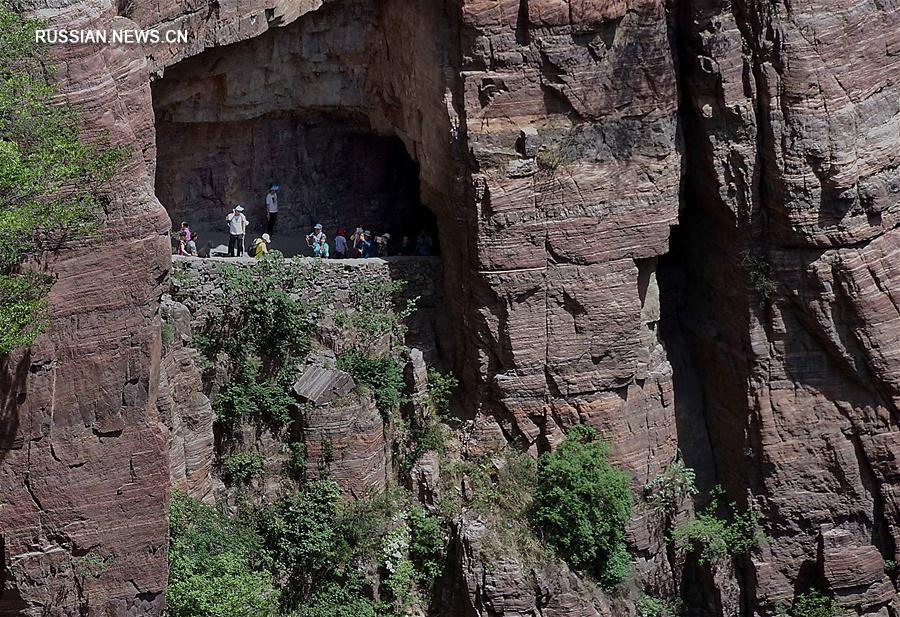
[253,233,271,258]
[226,204,248,257]
[305,223,325,253]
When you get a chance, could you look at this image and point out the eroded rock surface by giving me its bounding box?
[442,516,629,617]
[6,0,900,614]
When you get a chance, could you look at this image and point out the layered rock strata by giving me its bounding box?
[4,0,900,614]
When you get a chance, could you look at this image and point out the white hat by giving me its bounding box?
[262,233,271,243]
[234,205,245,212]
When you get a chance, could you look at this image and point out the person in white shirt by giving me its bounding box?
[226,205,248,257]
[266,184,279,236]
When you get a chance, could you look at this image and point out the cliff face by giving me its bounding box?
[675,0,900,610]
[2,0,899,614]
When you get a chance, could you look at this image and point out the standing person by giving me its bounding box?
[180,221,192,243]
[360,231,373,258]
[375,233,391,257]
[186,233,199,257]
[399,236,412,255]
[305,223,325,253]
[175,232,187,256]
[351,227,364,254]
[226,205,248,257]
[253,233,271,258]
[266,184,279,236]
[313,235,330,258]
[334,228,347,259]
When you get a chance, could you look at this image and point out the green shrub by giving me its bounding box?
[222,450,263,486]
[636,594,665,617]
[337,350,404,416]
[167,491,278,617]
[408,506,446,586]
[636,594,681,617]
[338,278,417,345]
[0,3,127,354]
[530,424,633,588]
[426,368,458,417]
[213,355,296,433]
[257,480,347,608]
[781,590,842,617]
[645,460,698,514]
[321,437,335,471]
[291,581,382,617]
[72,549,114,578]
[400,417,446,471]
[380,525,416,612]
[740,251,778,302]
[161,321,176,352]
[672,485,764,564]
[284,441,307,483]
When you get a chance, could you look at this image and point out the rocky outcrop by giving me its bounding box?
[442,516,630,617]
[157,299,214,503]
[295,389,389,496]
[0,5,172,614]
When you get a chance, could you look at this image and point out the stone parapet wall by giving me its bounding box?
[169,255,444,359]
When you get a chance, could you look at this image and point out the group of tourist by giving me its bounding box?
[301,224,434,260]
[172,183,436,259]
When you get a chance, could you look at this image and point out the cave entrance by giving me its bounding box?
[150,5,438,258]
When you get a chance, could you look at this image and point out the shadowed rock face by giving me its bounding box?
[4,0,900,614]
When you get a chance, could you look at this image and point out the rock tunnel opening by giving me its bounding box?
[150,2,440,257]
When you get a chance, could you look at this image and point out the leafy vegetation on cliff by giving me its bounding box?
[168,491,279,617]
[777,590,842,617]
[194,256,322,432]
[0,2,126,355]
[169,486,447,617]
[531,424,633,588]
[672,485,765,564]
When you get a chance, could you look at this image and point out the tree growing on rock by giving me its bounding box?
[530,423,633,588]
[0,1,125,355]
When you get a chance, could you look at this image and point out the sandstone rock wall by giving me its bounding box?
[0,4,172,615]
[674,0,900,612]
[5,0,900,614]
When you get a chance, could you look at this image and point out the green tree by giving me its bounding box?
[530,424,633,587]
[257,480,348,608]
[0,2,125,354]
[222,450,264,486]
[167,491,279,617]
[336,350,404,417]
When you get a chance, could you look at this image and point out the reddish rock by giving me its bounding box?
[0,6,172,613]
[299,393,389,497]
[7,0,900,614]
[157,299,214,503]
[442,516,630,617]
